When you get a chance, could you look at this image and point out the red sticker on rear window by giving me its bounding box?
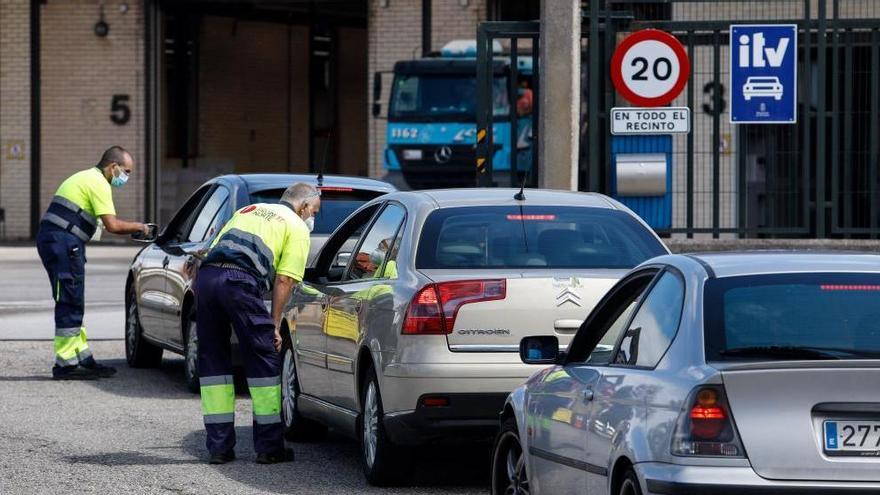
[820,284,880,291]
[506,214,557,221]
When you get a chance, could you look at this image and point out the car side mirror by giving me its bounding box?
[333,251,351,268]
[131,223,159,243]
[520,336,563,365]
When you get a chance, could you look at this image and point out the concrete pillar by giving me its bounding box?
[538,0,580,191]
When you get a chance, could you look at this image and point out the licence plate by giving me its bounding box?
[824,421,880,456]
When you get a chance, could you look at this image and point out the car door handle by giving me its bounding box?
[554,319,582,332]
[583,388,594,402]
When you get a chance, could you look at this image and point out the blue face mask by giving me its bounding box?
[111,168,129,188]
[527,348,543,360]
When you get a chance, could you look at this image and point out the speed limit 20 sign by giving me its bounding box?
[610,29,690,107]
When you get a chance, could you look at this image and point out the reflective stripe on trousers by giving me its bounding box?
[201,374,235,425]
[54,327,90,367]
[247,376,282,425]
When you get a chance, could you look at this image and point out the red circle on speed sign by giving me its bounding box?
[610,29,690,107]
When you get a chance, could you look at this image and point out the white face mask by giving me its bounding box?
[304,216,315,233]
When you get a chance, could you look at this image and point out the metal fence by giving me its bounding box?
[475,21,541,188]
[479,0,880,238]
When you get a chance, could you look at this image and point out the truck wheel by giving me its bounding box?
[360,365,412,486]
[125,284,163,368]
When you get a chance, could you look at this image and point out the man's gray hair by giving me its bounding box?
[281,183,320,208]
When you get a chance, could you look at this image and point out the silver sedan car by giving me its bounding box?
[494,252,880,495]
[279,188,668,485]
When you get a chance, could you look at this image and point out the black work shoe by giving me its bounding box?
[209,450,236,465]
[52,365,101,381]
[255,449,294,464]
[79,356,117,377]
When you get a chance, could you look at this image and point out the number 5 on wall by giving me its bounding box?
[110,94,131,125]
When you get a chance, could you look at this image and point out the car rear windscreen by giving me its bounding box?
[416,206,666,269]
[250,188,383,235]
[705,273,880,361]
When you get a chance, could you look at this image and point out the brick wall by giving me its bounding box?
[40,0,145,236]
[431,0,485,51]
[0,0,32,239]
[367,0,487,179]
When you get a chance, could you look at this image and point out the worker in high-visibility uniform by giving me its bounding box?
[194,182,319,465]
[36,146,151,380]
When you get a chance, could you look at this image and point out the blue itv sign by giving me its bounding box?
[730,24,798,124]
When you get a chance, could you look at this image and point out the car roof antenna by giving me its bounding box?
[317,128,332,187]
[514,174,526,201]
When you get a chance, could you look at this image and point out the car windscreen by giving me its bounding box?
[389,74,509,121]
[705,273,880,361]
[416,206,666,269]
[249,188,383,235]
[748,77,777,83]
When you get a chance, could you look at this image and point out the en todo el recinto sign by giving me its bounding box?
[610,107,691,135]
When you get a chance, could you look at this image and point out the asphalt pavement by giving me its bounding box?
[0,245,141,340]
[0,246,488,494]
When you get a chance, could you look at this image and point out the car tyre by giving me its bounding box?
[491,416,529,495]
[618,468,643,495]
[360,365,412,486]
[125,284,163,368]
[183,314,200,394]
[280,334,327,442]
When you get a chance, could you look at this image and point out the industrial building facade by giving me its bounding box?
[0,0,538,239]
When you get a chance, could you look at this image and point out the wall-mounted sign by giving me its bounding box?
[611,107,690,135]
[4,140,25,160]
[730,24,797,124]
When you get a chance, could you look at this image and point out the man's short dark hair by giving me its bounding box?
[98,146,130,169]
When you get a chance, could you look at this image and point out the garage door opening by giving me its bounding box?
[151,1,367,223]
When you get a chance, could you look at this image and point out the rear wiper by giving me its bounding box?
[719,345,843,360]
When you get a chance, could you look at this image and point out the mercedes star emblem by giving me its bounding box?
[434,146,453,164]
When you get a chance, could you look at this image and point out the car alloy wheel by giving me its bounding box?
[620,478,639,495]
[282,348,297,430]
[184,320,199,393]
[362,381,379,469]
[493,431,529,495]
[619,469,643,495]
[125,284,162,368]
[125,300,138,360]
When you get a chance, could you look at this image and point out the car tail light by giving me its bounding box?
[671,385,745,458]
[402,280,506,335]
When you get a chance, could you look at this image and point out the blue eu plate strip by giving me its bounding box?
[825,421,838,450]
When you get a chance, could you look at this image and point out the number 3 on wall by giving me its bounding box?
[111,94,131,125]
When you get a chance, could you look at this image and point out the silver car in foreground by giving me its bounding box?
[279,188,668,485]
[494,252,880,495]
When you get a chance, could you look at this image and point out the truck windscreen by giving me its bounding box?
[389,74,510,121]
